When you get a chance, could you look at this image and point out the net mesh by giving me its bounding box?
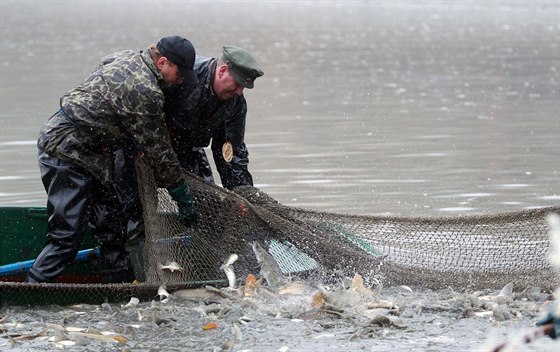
[138,157,559,292]
[1,157,558,305]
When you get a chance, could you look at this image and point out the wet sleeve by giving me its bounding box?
[163,85,198,169]
[211,98,254,189]
[120,88,183,189]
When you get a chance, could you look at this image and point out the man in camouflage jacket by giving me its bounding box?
[113,46,265,239]
[26,36,199,284]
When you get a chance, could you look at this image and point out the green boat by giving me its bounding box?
[0,206,225,306]
[0,203,316,306]
[0,206,102,284]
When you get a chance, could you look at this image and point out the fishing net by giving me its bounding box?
[1,156,558,306]
[135,158,560,292]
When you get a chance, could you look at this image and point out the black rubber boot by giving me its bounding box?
[113,142,145,241]
[27,152,93,283]
[100,264,135,284]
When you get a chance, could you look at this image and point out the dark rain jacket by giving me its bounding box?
[164,56,253,189]
[38,48,183,189]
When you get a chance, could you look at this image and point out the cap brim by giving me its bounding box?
[229,67,254,89]
[179,67,198,85]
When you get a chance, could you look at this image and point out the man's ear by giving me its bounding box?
[217,64,228,78]
[156,56,167,71]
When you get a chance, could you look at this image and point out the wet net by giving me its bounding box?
[1,157,558,305]
[137,158,559,293]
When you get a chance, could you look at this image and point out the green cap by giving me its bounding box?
[222,45,264,89]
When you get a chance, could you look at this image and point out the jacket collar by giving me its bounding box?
[141,48,164,82]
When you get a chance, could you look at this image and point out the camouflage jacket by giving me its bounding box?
[164,57,253,189]
[38,48,183,189]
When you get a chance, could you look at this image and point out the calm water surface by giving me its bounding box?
[1,0,558,217]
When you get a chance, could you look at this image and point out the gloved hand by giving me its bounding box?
[168,180,199,227]
[536,306,560,339]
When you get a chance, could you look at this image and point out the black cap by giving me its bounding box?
[156,36,198,85]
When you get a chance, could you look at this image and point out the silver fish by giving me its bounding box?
[172,288,223,301]
[498,282,513,297]
[220,254,239,289]
[122,297,139,308]
[157,284,172,303]
[479,282,514,302]
[252,241,288,291]
[46,324,128,345]
[277,281,309,296]
[158,261,183,273]
[221,322,243,350]
[66,331,128,344]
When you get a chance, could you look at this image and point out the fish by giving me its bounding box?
[498,282,513,297]
[398,285,413,293]
[243,273,259,297]
[1,322,26,329]
[158,261,184,273]
[222,253,239,267]
[52,326,68,342]
[350,273,379,303]
[277,280,309,296]
[172,287,223,301]
[311,291,327,308]
[238,316,253,324]
[222,322,242,350]
[6,331,46,341]
[473,310,494,318]
[295,308,343,320]
[44,322,66,331]
[152,310,171,326]
[368,314,407,329]
[309,290,346,315]
[54,340,76,347]
[67,331,128,344]
[233,322,242,341]
[366,299,398,310]
[157,284,172,303]
[45,324,128,345]
[202,322,218,330]
[220,254,239,289]
[351,273,364,291]
[479,282,514,303]
[252,241,288,291]
[207,302,232,316]
[122,297,139,308]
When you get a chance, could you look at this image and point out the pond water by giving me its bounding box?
[0,1,559,351]
[1,0,558,217]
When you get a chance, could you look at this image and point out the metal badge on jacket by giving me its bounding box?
[222,141,233,163]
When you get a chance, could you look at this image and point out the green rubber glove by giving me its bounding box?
[168,180,199,227]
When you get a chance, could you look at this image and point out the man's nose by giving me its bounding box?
[235,85,244,96]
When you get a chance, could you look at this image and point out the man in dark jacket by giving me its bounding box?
[27,36,199,284]
[114,46,264,242]
[164,45,264,189]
